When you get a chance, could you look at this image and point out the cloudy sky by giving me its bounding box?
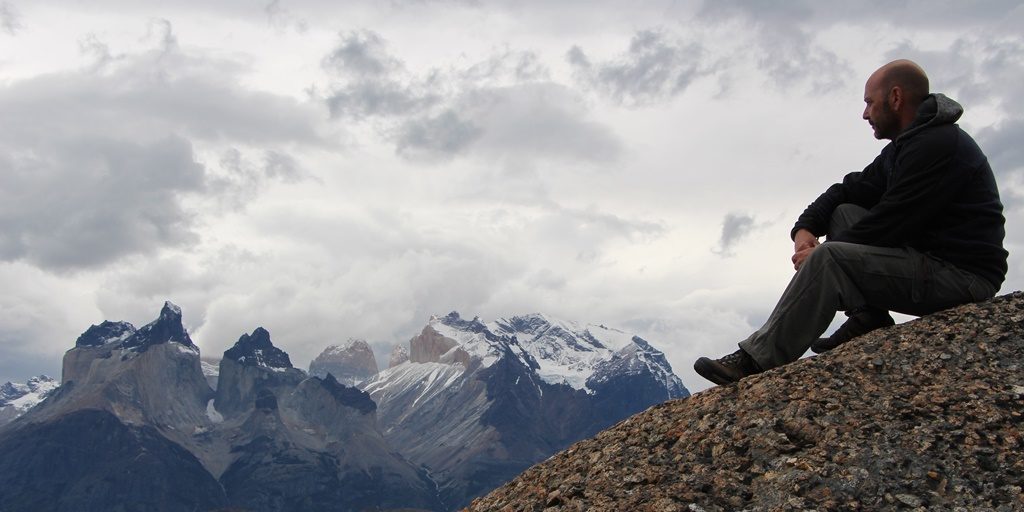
[2,1,1022,393]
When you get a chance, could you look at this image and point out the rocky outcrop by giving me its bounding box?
[43,301,213,434]
[308,338,379,386]
[219,372,441,512]
[389,343,410,367]
[467,293,1024,512]
[410,321,469,365]
[0,303,219,511]
[214,327,306,419]
[0,409,227,511]
[74,320,135,347]
[121,301,197,351]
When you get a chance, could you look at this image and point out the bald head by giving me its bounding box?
[875,59,930,107]
[862,60,930,140]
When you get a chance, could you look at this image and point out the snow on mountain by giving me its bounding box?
[75,320,136,347]
[223,327,293,371]
[0,376,59,425]
[201,359,220,390]
[362,361,465,412]
[428,311,683,395]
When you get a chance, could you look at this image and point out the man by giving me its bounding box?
[694,59,1007,386]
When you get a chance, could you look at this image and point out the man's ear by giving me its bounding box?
[888,86,903,111]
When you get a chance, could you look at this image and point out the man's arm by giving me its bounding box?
[791,151,890,241]
[788,152,889,269]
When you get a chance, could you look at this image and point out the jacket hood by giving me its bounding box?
[897,93,963,141]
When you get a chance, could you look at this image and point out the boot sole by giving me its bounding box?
[693,357,737,386]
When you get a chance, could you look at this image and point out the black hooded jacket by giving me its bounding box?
[792,93,1007,289]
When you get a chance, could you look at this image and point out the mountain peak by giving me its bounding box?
[75,320,136,348]
[309,339,379,385]
[162,301,182,318]
[469,292,1024,511]
[120,301,196,351]
[223,327,293,370]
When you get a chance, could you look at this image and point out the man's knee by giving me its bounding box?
[804,241,845,267]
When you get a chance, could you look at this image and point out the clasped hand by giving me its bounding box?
[791,229,820,271]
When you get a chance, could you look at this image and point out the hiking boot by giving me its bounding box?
[694,348,763,386]
[811,308,894,354]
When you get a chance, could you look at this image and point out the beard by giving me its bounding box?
[872,101,901,140]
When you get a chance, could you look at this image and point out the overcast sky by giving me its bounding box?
[2,1,1022,393]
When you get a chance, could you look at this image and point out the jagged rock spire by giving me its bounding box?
[223,327,293,369]
[120,301,196,351]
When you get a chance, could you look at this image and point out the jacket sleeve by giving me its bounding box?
[830,127,967,247]
[790,150,889,240]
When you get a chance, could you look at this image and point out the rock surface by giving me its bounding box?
[215,327,306,419]
[467,292,1024,512]
[308,338,379,386]
[389,343,410,368]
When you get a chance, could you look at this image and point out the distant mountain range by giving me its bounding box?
[0,376,58,426]
[0,302,687,511]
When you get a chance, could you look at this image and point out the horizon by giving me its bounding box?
[1,1,1022,394]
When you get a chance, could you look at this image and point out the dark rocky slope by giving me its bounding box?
[468,292,1024,512]
[0,409,227,512]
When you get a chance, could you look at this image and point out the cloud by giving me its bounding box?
[206,148,313,209]
[883,38,1024,115]
[322,30,437,120]
[398,83,621,163]
[568,30,712,106]
[323,29,402,79]
[713,212,764,256]
[321,30,622,164]
[698,0,1024,33]
[0,135,205,270]
[0,263,100,382]
[264,0,309,33]
[395,109,482,159]
[0,1,21,35]
[0,21,329,271]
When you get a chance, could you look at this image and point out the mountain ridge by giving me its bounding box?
[0,302,687,511]
[363,310,688,508]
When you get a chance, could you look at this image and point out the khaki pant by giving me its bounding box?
[739,204,996,370]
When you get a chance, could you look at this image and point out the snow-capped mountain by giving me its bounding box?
[0,304,689,511]
[490,312,685,395]
[308,338,379,386]
[0,375,59,425]
[361,311,688,508]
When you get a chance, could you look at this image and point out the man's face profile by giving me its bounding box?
[862,76,901,140]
